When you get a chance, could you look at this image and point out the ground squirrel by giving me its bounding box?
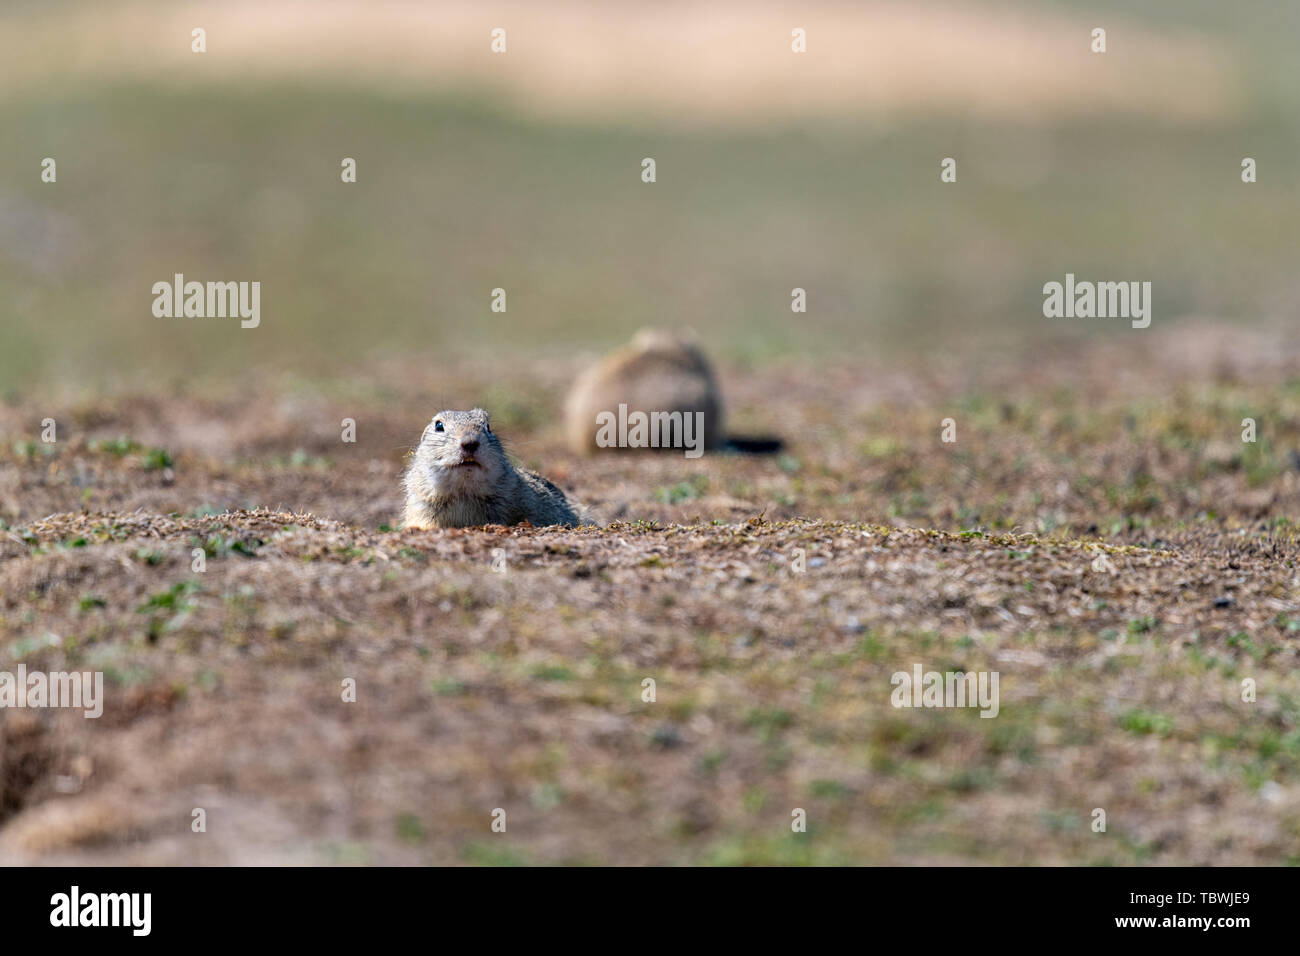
[564,328,725,455]
[564,328,781,455]
[402,408,583,529]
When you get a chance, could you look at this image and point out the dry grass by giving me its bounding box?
[2,326,1299,864]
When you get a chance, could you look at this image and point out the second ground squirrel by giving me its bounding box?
[564,328,724,455]
[402,408,583,529]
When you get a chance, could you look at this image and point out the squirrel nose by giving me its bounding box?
[460,438,480,454]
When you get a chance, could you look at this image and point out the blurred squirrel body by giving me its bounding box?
[564,328,724,455]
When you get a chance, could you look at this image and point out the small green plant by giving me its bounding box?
[395,813,426,844]
[288,448,331,469]
[1119,710,1172,736]
[92,436,141,456]
[141,447,174,470]
[532,665,574,681]
[654,475,708,504]
[137,580,201,612]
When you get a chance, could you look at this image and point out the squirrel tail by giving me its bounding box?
[723,435,784,454]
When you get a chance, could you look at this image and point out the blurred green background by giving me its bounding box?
[1,0,1297,392]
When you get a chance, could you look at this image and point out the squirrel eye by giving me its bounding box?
[434,421,444,432]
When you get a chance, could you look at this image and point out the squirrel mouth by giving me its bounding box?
[454,459,480,468]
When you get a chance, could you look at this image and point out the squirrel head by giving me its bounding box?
[632,327,700,352]
[413,408,506,495]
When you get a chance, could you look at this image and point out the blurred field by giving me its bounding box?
[3,1,1300,865]
[1,0,1298,389]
